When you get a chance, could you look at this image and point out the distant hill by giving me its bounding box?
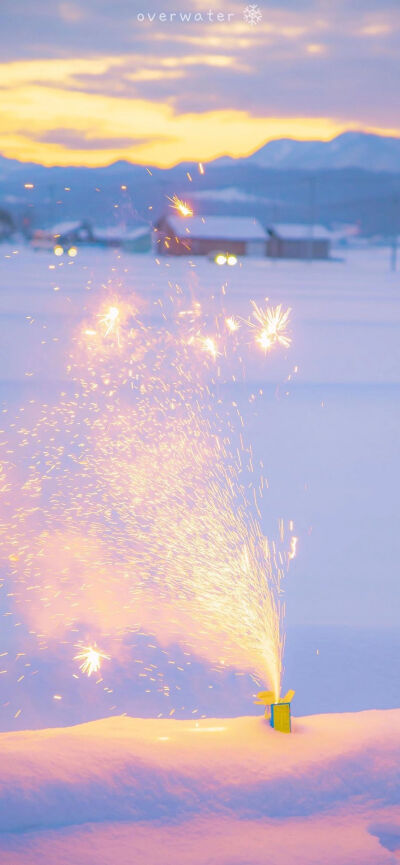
[2,132,400,178]
[212,132,400,172]
[1,132,400,237]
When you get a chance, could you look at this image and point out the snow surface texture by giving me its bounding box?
[0,710,399,864]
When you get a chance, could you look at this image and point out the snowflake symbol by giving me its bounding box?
[243,3,263,25]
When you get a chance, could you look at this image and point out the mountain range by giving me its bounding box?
[213,132,400,172]
[1,132,400,236]
[1,132,400,176]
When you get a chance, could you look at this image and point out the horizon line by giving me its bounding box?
[2,127,400,171]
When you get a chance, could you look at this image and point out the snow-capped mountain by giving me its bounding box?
[242,131,400,171]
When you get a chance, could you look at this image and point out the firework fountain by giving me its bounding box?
[0,273,293,721]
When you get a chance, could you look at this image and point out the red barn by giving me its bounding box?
[154,215,267,257]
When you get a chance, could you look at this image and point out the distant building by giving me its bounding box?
[330,223,361,247]
[267,223,331,259]
[155,215,267,256]
[31,220,93,250]
[0,208,14,240]
[92,225,151,253]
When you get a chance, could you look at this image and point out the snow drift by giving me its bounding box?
[0,709,399,864]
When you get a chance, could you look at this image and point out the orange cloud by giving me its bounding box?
[0,56,400,167]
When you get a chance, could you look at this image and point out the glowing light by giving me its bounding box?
[24,183,34,189]
[74,646,110,677]
[53,245,64,256]
[225,316,239,333]
[202,336,219,359]
[227,254,237,266]
[168,194,193,217]
[67,246,78,257]
[257,330,273,351]
[189,725,227,733]
[250,302,291,352]
[98,305,120,337]
[288,536,298,560]
[215,254,226,265]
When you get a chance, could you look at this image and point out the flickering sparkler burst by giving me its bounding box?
[249,302,292,352]
[74,646,110,677]
[225,316,240,333]
[168,194,193,217]
[0,282,292,708]
[98,304,121,341]
[202,336,219,360]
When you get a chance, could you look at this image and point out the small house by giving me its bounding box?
[155,215,267,257]
[31,220,93,250]
[92,225,151,253]
[267,223,331,259]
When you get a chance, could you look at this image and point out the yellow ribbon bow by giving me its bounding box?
[254,689,295,717]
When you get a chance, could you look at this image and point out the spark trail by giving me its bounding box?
[0,288,291,704]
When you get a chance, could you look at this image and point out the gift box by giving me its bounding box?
[254,689,295,733]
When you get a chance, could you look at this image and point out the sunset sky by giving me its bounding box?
[1,0,400,167]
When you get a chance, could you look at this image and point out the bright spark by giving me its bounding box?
[168,194,193,217]
[202,336,219,359]
[74,646,110,677]
[225,316,240,333]
[98,305,120,337]
[288,536,298,560]
[250,302,291,352]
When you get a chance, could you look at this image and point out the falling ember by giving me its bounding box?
[288,536,298,560]
[168,194,193,217]
[74,646,110,677]
[249,302,291,352]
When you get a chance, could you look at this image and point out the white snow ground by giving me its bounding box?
[0,710,399,864]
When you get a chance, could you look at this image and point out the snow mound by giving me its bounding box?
[0,709,399,864]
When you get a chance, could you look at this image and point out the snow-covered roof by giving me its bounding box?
[93,225,150,241]
[49,221,88,236]
[192,187,271,205]
[268,223,332,240]
[165,215,267,241]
